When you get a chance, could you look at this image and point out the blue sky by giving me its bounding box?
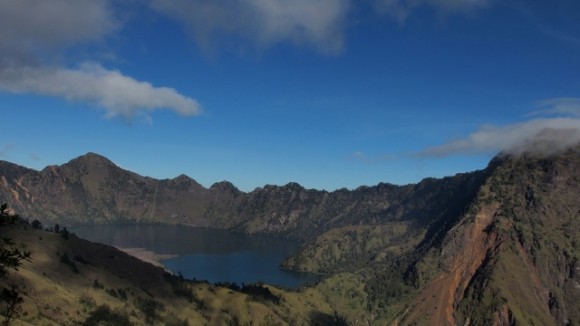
[1,0,579,191]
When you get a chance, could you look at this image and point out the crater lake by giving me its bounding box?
[71,224,321,288]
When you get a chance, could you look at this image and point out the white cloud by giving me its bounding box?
[418,97,580,157]
[149,0,349,54]
[0,0,201,120]
[371,0,492,23]
[0,0,117,65]
[419,118,580,157]
[0,63,200,118]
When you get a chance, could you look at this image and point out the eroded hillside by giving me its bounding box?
[394,148,580,325]
[281,147,580,325]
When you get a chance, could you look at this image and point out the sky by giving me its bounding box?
[0,0,579,192]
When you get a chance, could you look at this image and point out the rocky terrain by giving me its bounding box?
[0,152,487,241]
[0,146,579,325]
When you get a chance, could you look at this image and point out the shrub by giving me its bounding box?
[84,305,133,326]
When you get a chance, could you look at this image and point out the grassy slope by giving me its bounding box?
[1,148,577,325]
[282,223,424,274]
[0,225,345,326]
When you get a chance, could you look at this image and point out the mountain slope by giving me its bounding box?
[0,223,350,325]
[0,152,489,241]
[1,147,578,325]
[395,147,580,325]
[277,146,579,325]
[0,153,244,227]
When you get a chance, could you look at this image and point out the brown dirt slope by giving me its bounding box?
[396,147,580,325]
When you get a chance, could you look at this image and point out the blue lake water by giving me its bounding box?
[71,224,320,288]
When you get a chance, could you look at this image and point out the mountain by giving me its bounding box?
[0,147,578,325]
[0,152,488,241]
[0,153,244,227]
[284,147,580,325]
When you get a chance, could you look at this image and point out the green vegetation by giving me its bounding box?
[84,305,133,326]
[0,146,579,324]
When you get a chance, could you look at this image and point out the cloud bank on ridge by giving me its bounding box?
[419,99,580,157]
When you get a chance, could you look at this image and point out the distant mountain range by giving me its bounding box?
[0,146,579,324]
[0,151,487,240]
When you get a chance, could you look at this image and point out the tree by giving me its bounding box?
[0,205,18,226]
[30,220,42,230]
[0,205,30,325]
[0,286,23,326]
[0,238,29,277]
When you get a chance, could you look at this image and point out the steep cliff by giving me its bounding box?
[396,147,580,325]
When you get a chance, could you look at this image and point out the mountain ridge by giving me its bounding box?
[0,146,578,324]
[0,151,489,240]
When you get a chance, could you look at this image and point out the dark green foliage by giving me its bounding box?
[165,273,195,302]
[0,205,29,326]
[0,285,24,326]
[309,311,349,326]
[84,305,133,326]
[215,281,240,291]
[136,297,163,324]
[0,237,30,277]
[60,227,69,240]
[30,220,42,230]
[59,253,79,274]
[116,288,128,300]
[106,288,119,298]
[164,316,190,326]
[73,254,93,266]
[240,283,280,305]
[105,288,127,300]
[92,279,104,289]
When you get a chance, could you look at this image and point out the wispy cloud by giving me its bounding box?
[0,63,200,118]
[149,0,349,54]
[534,97,580,117]
[370,0,492,23]
[0,0,117,66]
[418,98,580,157]
[0,0,200,120]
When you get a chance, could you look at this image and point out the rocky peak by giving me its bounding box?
[210,181,240,194]
[65,152,116,168]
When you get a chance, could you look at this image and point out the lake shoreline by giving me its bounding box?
[116,247,177,269]
[73,224,320,288]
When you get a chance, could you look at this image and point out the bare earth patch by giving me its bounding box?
[116,247,177,269]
